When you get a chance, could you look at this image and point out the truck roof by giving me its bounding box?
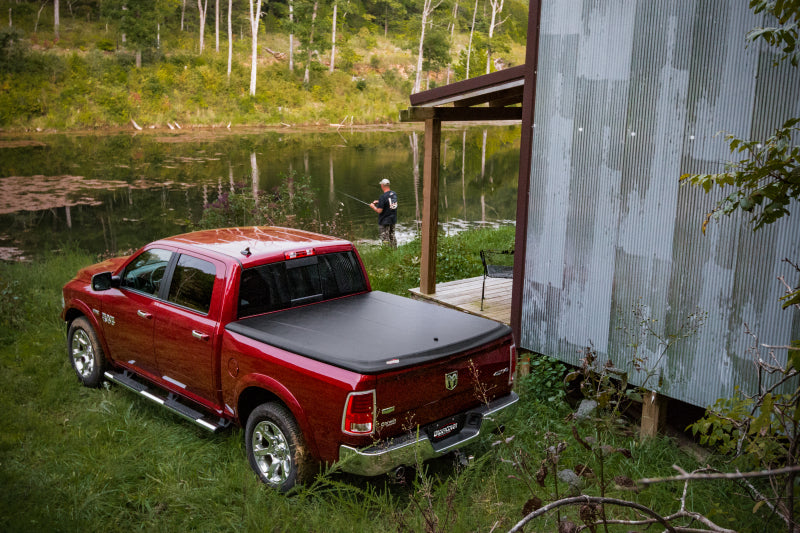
[153,226,354,267]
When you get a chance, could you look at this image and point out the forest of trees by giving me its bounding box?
[0,0,528,130]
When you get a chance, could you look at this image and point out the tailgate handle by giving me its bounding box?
[137,310,152,319]
[192,330,210,341]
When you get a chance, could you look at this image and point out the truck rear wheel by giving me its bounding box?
[245,402,315,492]
[67,317,106,388]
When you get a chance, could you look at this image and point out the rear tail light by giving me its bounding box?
[342,390,375,435]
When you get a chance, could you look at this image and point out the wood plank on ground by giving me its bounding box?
[409,276,512,325]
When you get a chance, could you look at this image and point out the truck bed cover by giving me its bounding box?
[226,291,511,374]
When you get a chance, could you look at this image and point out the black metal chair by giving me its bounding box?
[479,249,514,311]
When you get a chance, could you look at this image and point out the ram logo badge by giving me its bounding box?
[445,371,458,391]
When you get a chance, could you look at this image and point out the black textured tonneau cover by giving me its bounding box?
[226,291,511,374]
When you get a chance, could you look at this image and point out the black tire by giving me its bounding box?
[67,316,106,388]
[245,402,315,492]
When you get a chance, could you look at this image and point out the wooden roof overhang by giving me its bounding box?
[400,66,525,297]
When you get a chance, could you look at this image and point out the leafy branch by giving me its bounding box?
[679,117,800,233]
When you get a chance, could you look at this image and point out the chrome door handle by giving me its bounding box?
[192,330,210,341]
[137,310,152,319]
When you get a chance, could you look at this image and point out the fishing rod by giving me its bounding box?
[340,192,374,207]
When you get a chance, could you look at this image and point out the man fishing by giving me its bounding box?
[369,178,398,248]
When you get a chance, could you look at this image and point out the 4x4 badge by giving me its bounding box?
[445,371,458,391]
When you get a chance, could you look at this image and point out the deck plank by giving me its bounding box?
[409,276,512,325]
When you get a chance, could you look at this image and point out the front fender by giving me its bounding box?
[64,300,112,358]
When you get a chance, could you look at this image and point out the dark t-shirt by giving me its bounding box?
[377,190,398,226]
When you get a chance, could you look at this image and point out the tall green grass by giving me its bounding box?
[0,233,775,532]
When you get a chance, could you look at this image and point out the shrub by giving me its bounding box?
[96,38,115,52]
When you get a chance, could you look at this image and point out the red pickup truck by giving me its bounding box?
[61,226,517,491]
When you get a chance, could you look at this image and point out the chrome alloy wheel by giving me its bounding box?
[71,328,95,378]
[251,420,292,486]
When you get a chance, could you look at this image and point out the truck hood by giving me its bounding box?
[74,256,129,283]
[226,291,511,374]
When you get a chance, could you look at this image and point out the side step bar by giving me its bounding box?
[103,370,231,433]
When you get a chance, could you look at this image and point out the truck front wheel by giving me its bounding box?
[67,317,106,388]
[245,403,315,492]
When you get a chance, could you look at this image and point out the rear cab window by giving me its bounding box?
[238,251,366,318]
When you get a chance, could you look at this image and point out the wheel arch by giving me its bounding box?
[235,379,320,461]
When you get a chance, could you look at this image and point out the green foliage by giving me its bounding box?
[96,38,115,52]
[196,172,320,230]
[360,225,515,295]
[749,0,800,66]
[680,118,800,233]
[518,354,568,403]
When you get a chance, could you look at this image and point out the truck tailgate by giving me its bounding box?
[372,333,514,441]
[225,291,511,374]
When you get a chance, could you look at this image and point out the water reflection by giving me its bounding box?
[0,126,520,260]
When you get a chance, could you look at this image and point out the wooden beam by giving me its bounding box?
[400,106,522,123]
[455,86,524,108]
[409,65,526,107]
[640,391,668,439]
[419,118,441,295]
[511,0,543,347]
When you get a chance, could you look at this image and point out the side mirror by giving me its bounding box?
[91,272,120,291]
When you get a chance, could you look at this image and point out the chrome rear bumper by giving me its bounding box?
[338,392,519,477]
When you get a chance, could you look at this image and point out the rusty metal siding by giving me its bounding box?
[521,0,800,408]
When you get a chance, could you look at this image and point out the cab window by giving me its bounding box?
[167,254,217,314]
[238,251,367,318]
[121,248,173,296]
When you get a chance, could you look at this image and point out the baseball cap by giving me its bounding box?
[379,178,390,185]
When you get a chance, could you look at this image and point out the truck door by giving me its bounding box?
[154,253,225,405]
[102,248,174,376]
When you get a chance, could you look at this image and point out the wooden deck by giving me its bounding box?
[409,276,512,325]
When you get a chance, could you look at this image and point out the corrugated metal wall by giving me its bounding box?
[521,0,800,408]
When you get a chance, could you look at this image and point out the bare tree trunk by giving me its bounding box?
[54,0,59,39]
[181,0,186,31]
[34,1,45,33]
[445,0,458,84]
[288,0,294,70]
[329,1,337,73]
[227,0,232,78]
[135,49,142,68]
[198,0,208,52]
[303,0,318,84]
[215,0,220,52]
[485,0,504,74]
[249,0,263,95]
[465,0,478,79]
[413,0,429,93]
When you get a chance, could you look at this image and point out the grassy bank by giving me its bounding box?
[0,230,770,532]
[0,0,527,132]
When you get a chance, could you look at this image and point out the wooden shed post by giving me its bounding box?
[420,117,441,295]
[640,390,667,439]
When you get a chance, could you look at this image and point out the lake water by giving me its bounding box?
[0,125,520,261]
